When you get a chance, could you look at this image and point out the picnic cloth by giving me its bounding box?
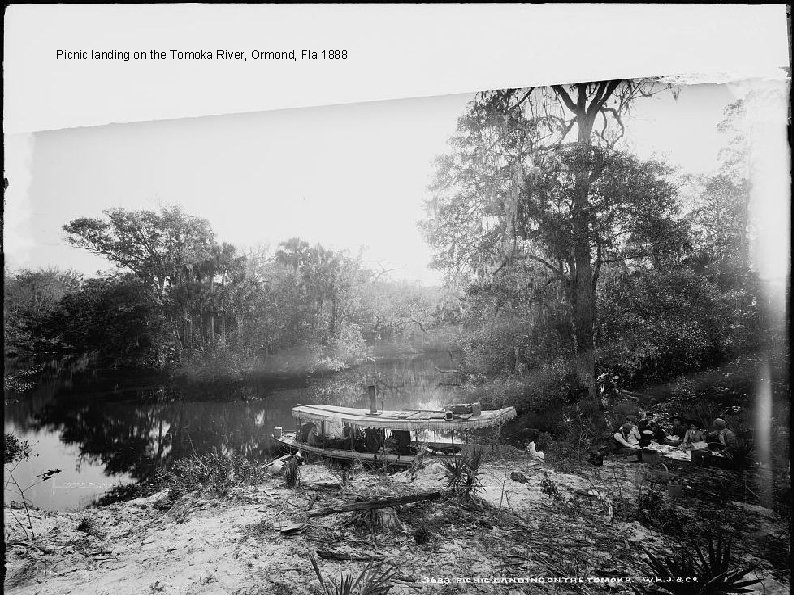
[643,442,692,461]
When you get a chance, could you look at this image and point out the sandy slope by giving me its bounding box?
[4,459,789,595]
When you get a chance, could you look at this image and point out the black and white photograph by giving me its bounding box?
[3,5,790,595]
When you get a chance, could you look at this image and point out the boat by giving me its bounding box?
[273,399,517,466]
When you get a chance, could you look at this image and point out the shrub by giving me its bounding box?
[442,449,483,501]
[641,533,762,594]
[164,450,268,497]
[309,554,397,595]
[76,516,105,538]
[414,525,431,545]
[540,472,563,502]
[4,433,31,465]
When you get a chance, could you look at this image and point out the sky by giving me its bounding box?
[2,82,782,286]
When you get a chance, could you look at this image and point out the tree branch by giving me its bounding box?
[523,253,566,280]
[552,85,578,113]
[586,81,611,117]
[587,80,621,117]
[592,240,603,290]
[508,88,535,112]
[599,107,626,142]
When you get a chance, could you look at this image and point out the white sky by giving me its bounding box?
[0,83,775,285]
[4,6,787,287]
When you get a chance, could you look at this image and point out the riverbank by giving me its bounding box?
[3,452,789,595]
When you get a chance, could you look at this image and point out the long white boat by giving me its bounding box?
[273,402,517,467]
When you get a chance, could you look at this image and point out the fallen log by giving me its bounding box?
[317,549,384,562]
[304,481,342,491]
[278,521,306,535]
[307,491,442,518]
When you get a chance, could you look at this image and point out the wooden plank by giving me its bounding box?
[316,550,384,562]
[307,491,443,518]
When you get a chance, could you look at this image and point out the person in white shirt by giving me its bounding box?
[681,422,706,450]
[613,422,641,450]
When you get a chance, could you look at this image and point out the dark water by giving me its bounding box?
[4,350,461,511]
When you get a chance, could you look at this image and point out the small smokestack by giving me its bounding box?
[368,385,377,414]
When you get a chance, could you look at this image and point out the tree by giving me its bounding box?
[687,174,751,282]
[63,206,216,295]
[424,80,669,406]
[32,274,172,367]
[425,80,675,410]
[4,268,82,357]
[597,267,760,385]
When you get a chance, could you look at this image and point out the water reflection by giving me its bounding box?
[4,350,461,511]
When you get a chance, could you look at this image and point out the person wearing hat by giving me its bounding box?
[714,418,738,449]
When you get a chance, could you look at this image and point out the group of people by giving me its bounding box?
[613,413,737,455]
[297,421,415,455]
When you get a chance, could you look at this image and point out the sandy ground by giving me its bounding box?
[3,456,790,595]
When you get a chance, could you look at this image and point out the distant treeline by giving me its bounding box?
[4,211,457,379]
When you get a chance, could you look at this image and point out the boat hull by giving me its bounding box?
[274,433,458,466]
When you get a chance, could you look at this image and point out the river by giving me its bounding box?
[4,349,463,511]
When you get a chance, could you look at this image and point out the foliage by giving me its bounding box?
[420,81,769,434]
[358,279,445,345]
[4,438,62,542]
[634,489,688,538]
[725,442,755,471]
[309,554,397,595]
[63,206,215,294]
[413,524,431,545]
[12,203,440,376]
[30,274,173,368]
[442,449,483,500]
[540,472,563,502]
[423,81,674,405]
[641,533,762,594]
[4,268,81,357]
[75,516,105,538]
[597,267,760,386]
[4,433,31,465]
[163,450,268,497]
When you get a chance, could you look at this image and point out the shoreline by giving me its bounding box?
[4,455,789,594]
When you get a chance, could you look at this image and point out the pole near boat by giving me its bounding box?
[368,385,377,414]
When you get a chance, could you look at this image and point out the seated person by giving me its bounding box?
[343,424,363,447]
[638,426,655,448]
[364,427,385,453]
[430,444,461,455]
[667,416,686,444]
[637,419,669,448]
[649,420,669,444]
[714,418,738,449]
[391,429,412,456]
[299,422,320,447]
[613,422,640,451]
[681,422,706,450]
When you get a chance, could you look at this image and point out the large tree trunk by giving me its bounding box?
[330,297,338,336]
[571,100,599,408]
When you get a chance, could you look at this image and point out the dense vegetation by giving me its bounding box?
[420,85,786,435]
[4,84,787,441]
[4,222,448,379]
